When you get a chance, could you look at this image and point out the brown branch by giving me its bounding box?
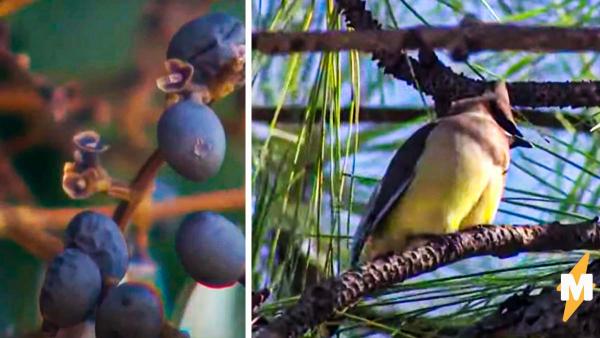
[256,220,600,338]
[0,46,109,157]
[0,148,34,202]
[329,0,600,109]
[113,148,165,230]
[254,25,600,55]
[151,187,245,219]
[252,106,593,131]
[461,259,600,338]
[0,0,36,16]
[0,187,245,260]
[1,207,63,261]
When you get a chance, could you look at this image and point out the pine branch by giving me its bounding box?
[254,25,600,55]
[252,106,593,131]
[256,220,600,338]
[326,0,600,109]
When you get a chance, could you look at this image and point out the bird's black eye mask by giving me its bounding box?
[488,100,533,149]
[448,91,532,149]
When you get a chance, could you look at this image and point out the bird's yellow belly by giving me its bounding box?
[366,126,506,259]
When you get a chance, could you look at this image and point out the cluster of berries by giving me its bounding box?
[38,12,245,338]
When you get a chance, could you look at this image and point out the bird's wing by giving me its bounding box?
[351,122,437,266]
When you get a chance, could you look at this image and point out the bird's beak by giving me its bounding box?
[511,135,533,148]
[500,119,533,149]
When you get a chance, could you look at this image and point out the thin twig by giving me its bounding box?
[113,148,165,231]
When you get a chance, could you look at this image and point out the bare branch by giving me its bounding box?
[256,220,600,338]
[252,106,592,131]
[254,25,600,55]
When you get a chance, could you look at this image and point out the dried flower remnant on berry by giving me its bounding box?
[72,130,109,170]
[62,131,111,199]
[156,59,194,93]
[166,12,244,86]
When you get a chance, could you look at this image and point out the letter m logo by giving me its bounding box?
[560,274,593,301]
[557,253,595,322]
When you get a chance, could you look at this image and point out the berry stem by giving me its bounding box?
[106,179,132,201]
[113,148,165,231]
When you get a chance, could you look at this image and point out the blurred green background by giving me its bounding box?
[0,1,245,337]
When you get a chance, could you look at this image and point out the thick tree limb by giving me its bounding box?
[461,259,600,338]
[331,0,600,108]
[254,25,600,55]
[256,220,600,338]
[252,106,593,131]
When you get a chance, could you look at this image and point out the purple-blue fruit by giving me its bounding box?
[65,210,128,280]
[39,249,102,327]
[95,283,163,338]
[157,99,226,182]
[175,212,245,288]
[167,12,244,85]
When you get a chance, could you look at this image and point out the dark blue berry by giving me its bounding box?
[167,12,244,85]
[157,99,226,182]
[175,212,245,288]
[39,249,101,327]
[95,283,163,338]
[65,211,129,280]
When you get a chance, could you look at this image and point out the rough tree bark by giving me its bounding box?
[256,220,600,337]
[254,25,600,55]
[249,0,600,109]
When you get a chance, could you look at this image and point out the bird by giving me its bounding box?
[350,81,532,266]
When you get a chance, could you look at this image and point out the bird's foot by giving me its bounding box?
[405,233,444,250]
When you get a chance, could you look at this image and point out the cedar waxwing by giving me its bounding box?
[351,81,532,266]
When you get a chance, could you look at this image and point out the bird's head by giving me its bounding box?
[447,81,532,149]
[485,81,532,149]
